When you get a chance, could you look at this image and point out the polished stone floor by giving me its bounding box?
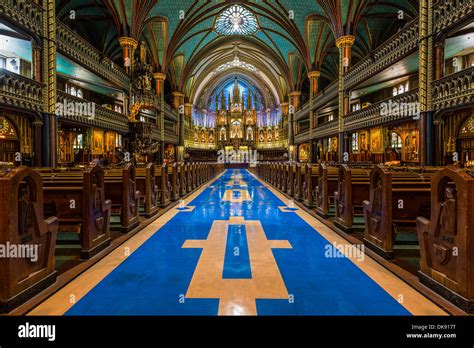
[29,170,445,316]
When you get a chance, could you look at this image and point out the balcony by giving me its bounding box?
[344,89,419,131]
[432,67,474,110]
[0,0,43,36]
[295,81,338,121]
[433,0,474,33]
[56,22,129,90]
[344,20,419,90]
[0,69,44,112]
[312,120,339,139]
[56,91,129,133]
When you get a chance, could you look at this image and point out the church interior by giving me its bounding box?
[0,0,474,329]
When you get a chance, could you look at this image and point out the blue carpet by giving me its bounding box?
[66,170,410,316]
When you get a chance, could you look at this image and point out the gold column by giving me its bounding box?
[289,91,301,113]
[419,0,434,166]
[42,0,57,167]
[154,72,166,160]
[336,35,355,161]
[172,91,185,111]
[288,92,301,148]
[119,37,138,74]
[308,71,320,162]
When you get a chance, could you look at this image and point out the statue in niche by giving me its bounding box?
[220,128,226,141]
[18,183,36,237]
[259,129,264,142]
[246,127,253,141]
[230,122,242,139]
[274,128,279,141]
[132,59,153,91]
[437,186,457,236]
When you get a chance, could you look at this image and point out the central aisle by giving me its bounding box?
[31,169,445,316]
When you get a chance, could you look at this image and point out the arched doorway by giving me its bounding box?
[457,114,474,167]
[0,116,20,163]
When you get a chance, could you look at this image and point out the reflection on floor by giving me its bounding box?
[29,170,446,316]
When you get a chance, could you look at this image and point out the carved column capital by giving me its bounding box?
[307,71,321,80]
[336,35,356,48]
[153,72,167,81]
[118,37,138,50]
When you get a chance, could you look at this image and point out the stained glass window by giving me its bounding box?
[215,5,258,36]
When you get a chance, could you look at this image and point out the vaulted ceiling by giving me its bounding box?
[57,0,419,104]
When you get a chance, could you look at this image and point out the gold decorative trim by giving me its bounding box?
[153,72,167,81]
[118,37,138,49]
[308,71,321,79]
[336,35,356,48]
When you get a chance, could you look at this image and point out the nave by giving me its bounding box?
[28,169,444,316]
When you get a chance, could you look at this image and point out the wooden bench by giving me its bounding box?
[40,165,112,259]
[156,164,171,207]
[186,163,194,192]
[334,165,372,232]
[0,166,58,312]
[315,163,338,218]
[293,164,305,202]
[303,164,320,208]
[417,166,474,313]
[178,163,187,197]
[104,164,140,233]
[362,165,439,259]
[168,163,179,202]
[286,163,296,197]
[136,163,159,218]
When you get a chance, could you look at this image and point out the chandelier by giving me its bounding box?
[215,5,258,36]
[215,56,257,73]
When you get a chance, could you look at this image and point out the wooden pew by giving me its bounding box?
[362,165,437,259]
[334,165,371,232]
[136,163,159,218]
[417,166,474,313]
[287,164,295,196]
[168,163,179,202]
[303,164,320,208]
[315,163,338,218]
[0,167,58,312]
[178,163,186,197]
[41,165,112,258]
[156,164,170,207]
[192,163,198,188]
[186,163,194,192]
[104,164,140,233]
[281,163,288,193]
[276,163,284,190]
[294,164,304,201]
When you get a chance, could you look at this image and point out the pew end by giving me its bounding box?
[0,167,58,313]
